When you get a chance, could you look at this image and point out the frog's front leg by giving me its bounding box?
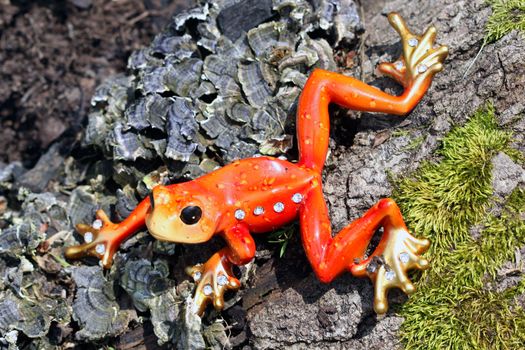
[186,224,255,316]
[65,197,151,268]
[300,186,429,314]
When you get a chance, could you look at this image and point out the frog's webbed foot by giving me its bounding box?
[64,210,119,269]
[186,250,241,316]
[378,12,448,88]
[351,229,430,314]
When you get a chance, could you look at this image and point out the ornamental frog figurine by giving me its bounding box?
[65,13,448,315]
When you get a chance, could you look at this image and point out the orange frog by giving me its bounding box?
[65,13,448,315]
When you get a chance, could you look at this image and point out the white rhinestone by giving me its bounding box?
[203,284,213,296]
[84,232,94,243]
[92,219,103,230]
[394,61,404,71]
[417,64,427,73]
[366,262,377,274]
[291,193,303,204]
[273,202,285,213]
[217,274,228,286]
[408,37,418,47]
[278,155,287,160]
[385,270,396,281]
[399,252,410,263]
[193,271,202,281]
[234,209,246,220]
[253,206,264,216]
[95,243,105,255]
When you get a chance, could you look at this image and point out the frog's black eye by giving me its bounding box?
[180,206,202,225]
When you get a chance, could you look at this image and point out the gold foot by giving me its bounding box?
[186,250,241,316]
[378,12,448,87]
[64,209,119,269]
[352,229,430,314]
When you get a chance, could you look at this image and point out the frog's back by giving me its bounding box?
[199,157,314,193]
[196,156,318,232]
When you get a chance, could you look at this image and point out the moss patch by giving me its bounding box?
[401,135,425,152]
[393,104,525,349]
[394,103,514,261]
[486,0,525,43]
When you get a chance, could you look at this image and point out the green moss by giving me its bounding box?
[393,104,525,349]
[402,135,425,152]
[394,103,513,260]
[391,129,411,138]
[400,189,525,349]
[268,223,297,257]
[486,0,525,43]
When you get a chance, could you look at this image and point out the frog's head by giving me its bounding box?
[145,184,221,244]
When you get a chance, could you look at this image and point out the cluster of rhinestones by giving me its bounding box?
[366,259,396,280]
[365,256,384,274]
[200,274,229,297]
[365,252,410,280]
[83,219,106,247]
[234,193,304,220]
[405,36,430,76]
[84,219,104,244]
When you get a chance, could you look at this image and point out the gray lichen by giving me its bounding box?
[0,295,49,339]
[85,0,361,185]
[69,265,135,340]
[120,258,171,312]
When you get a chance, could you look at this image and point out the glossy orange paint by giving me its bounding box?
[65,13,448,315]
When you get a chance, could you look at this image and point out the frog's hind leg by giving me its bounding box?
[299,186,429,314]
[296,12,447,173]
